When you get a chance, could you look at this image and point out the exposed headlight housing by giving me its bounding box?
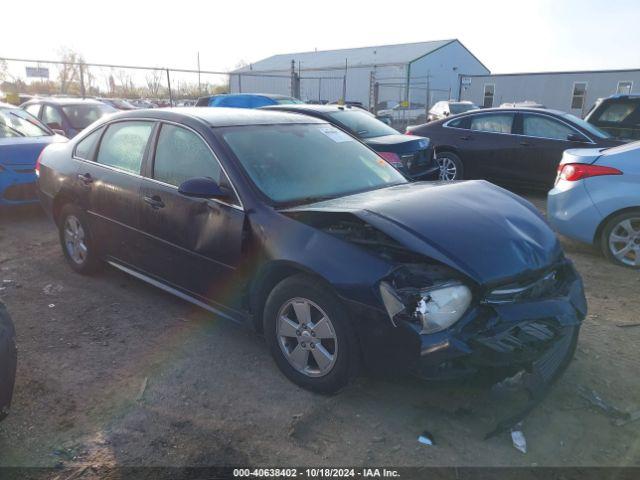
[414,283,472,334]
[380,280,472,334]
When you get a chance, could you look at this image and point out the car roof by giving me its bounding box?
[263,104,360,114]
[0,102,17,109]
[461,107,568,116]
[109,107,326,127]
[205,93,295,100]
[23,97,105,106]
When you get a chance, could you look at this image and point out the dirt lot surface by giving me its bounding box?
[1,194,639,471]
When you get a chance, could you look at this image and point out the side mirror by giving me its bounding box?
[52,129,67,137]
[178,177,229,199]
[47,122,62,130]
[567,133,588,143]
[444,111,450,117]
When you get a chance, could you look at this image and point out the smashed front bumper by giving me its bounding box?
[391,260,585,382]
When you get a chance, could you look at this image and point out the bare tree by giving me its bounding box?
[146,70,162,98]
[0,59,9,82]
[57,47,84,94]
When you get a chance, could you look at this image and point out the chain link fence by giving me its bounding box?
[1,57,459,132]
[0,57,230,106]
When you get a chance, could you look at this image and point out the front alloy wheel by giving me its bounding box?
[264,274,359,393]
[277,298,338,377]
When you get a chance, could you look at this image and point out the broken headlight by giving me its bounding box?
[380,280,472,334]
[415,283,472,334]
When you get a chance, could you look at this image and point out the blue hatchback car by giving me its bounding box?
[548,141,640,268]
[0,102,67,206]
[195,93,303,108]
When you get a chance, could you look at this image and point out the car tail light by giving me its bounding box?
[405,129,415,135]
[35,150,44,177]
[378,152,403,168]
[557,163,622,182]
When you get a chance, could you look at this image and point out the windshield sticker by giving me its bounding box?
[319,126,353,143]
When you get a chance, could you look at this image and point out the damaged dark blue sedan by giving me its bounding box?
[37,108,586,394]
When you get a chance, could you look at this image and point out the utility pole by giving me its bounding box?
[341,58,347,104]
[79,62,86,99]
[197,52,201,95]
[166,68,173,107]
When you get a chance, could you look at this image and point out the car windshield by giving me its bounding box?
[62,104,116,129]
[220,123,407,205]
[450,103,478,114]
[562,113,612,139]
[328,110,398,139]
[0,108,51,138]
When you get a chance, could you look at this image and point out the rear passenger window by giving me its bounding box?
[96,121,154,174]
[154,124,222,186]
[470,114,514,134]
[74,127,104,160]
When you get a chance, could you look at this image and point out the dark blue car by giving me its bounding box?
[37,108,586,399]
[0,102,67,206]
[196,93,303,108]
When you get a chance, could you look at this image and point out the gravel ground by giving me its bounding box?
[0,194,639,471]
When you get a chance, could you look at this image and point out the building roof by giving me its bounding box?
[235,39,457,72]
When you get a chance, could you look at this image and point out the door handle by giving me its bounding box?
[143,195,165,209]
[77,173,93,184]
[519,141,531,146]
[459,136,471,141]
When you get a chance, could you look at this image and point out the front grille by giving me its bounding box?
[3,183,37,202]
[484,269,562,304]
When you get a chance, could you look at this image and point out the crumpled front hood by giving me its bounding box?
[288,181,562,285]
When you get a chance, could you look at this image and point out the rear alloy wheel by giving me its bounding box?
[264,274,359,393]
[58,204,101,274]
[436,152,463,181]
[601,212,640,268]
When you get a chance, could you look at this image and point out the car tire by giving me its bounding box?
[436,151,463,181]
[600,210,640,269]
[263,274,360,394]
[58,204,102,274]
[0,302,17,422]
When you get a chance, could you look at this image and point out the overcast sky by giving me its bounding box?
[3,0,638,74]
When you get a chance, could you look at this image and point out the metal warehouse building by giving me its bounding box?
[459,68,640,117]
[229,39,490,110]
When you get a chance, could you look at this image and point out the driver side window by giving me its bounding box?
[153,124,238,204]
